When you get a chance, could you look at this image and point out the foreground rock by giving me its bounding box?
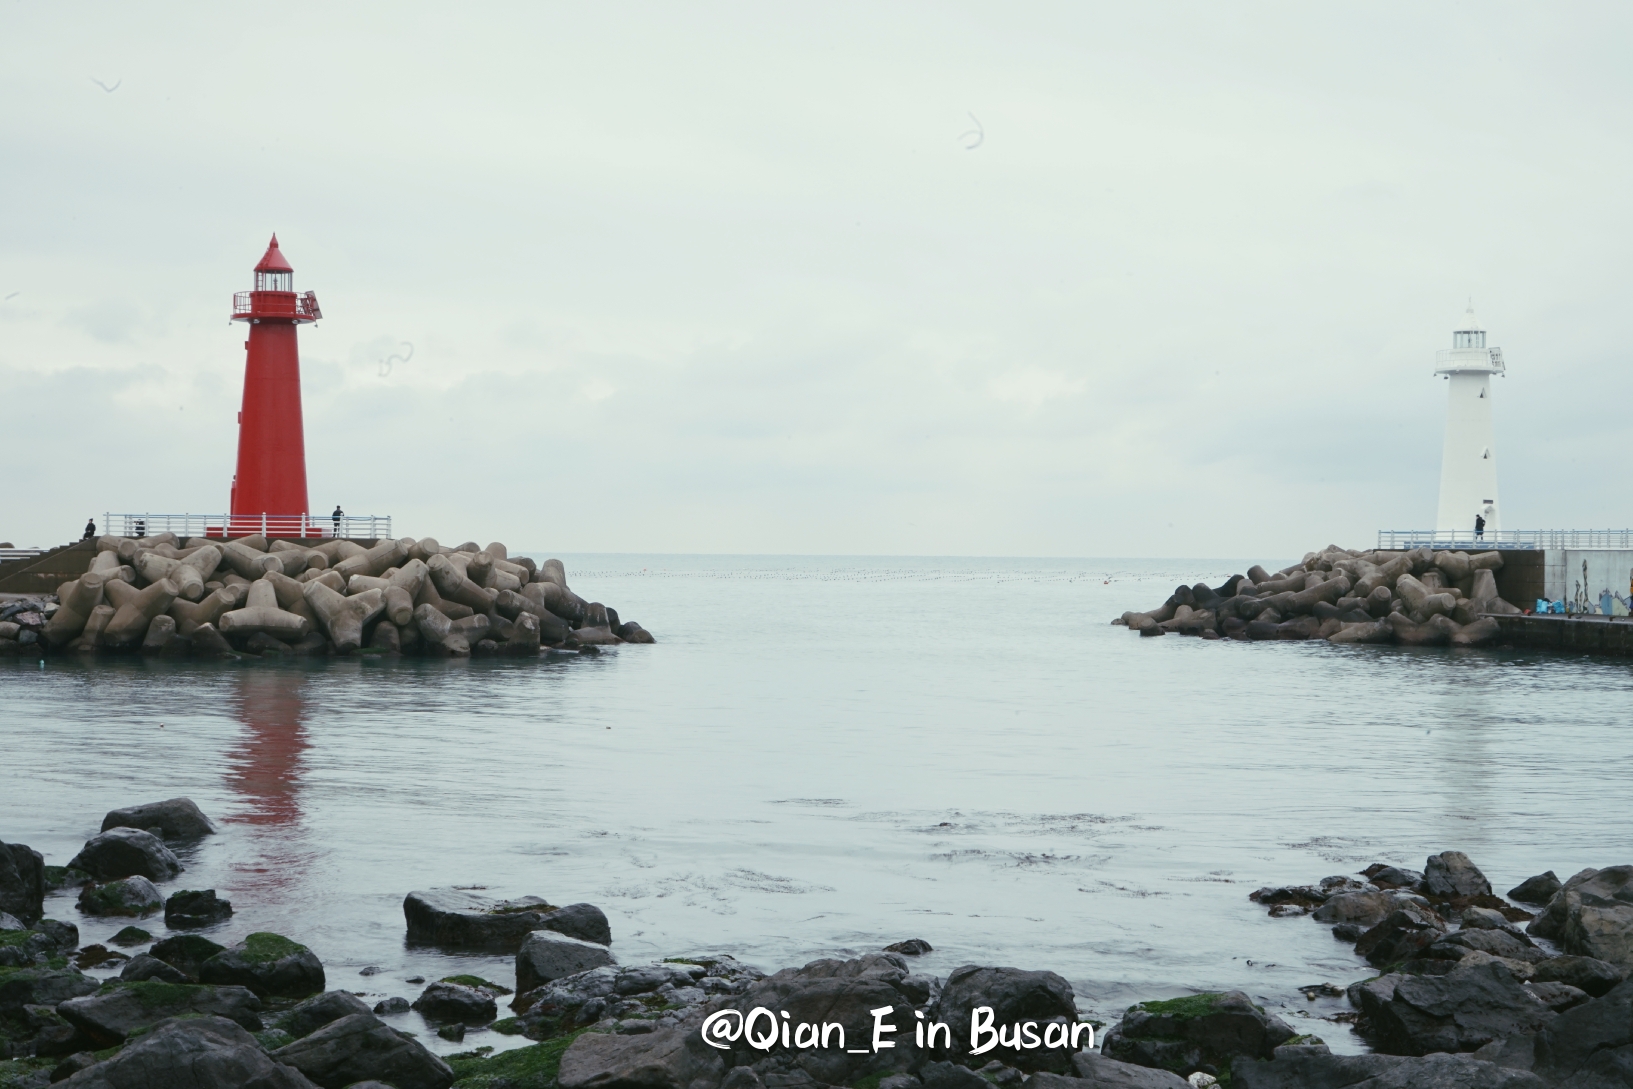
[275,990,374,1039]
[403,888,611,950]
[0,839,45,925]
[199,933,325,998]
[1232,1044,1547,1088]
[1350,961,1555,1055]
[149,933,225,979]
[557,1006,724,1089]
[515,930,618,993]
[58,1015,317,1089]
[1102,990,1295,1081]
[66,828,182,882]
[57,980,263,1045]
[100,798,217,841]
[936,964,1079,1072]
[269,1011,453,1089]
[509,955,760,1040]
[1533,865,1633,971]
[411,980,497,1024]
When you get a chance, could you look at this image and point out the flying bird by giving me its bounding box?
[90,78,121,93]
[2,293,18,301]
[960,113,984,150]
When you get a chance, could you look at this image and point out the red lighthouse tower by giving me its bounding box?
[229,235,321,536]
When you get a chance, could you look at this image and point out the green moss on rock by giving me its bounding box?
[1132,993,1226,1019]
[240,933,307,964]
[0,1057,56,1089]
[109,926,152,946]
[449,1028,588,1088]
[0,931,29,948]
[491,1017,524,1036]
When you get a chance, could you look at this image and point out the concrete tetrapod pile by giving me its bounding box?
[1117,544,1521,647]
[8,533,655,658]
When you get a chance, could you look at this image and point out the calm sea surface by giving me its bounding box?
[4,554,1632,1056]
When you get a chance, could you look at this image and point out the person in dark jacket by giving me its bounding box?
[82,518,96,540]
[332,505,344,537]
[1474,514,1486,541]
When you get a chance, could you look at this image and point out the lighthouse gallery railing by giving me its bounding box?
[106,513,392,540]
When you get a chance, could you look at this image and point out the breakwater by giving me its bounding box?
[0,534,654,658]
[1117,544,1522,646]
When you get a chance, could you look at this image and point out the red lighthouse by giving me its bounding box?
[229,235,321,536]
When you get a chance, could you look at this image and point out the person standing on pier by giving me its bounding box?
[332,505,344,537]
[1474,513,1486,541]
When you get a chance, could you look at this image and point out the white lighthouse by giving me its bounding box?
[1434,304,1504,534]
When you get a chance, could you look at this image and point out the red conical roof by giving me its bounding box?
[254,233,294,273]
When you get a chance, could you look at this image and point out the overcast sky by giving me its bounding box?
[3,3,1630,556]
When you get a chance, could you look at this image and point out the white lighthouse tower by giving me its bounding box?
[1434,304,1505,534]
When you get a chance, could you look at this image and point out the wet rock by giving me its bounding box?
[270,1012,454,1089]
[515,931,618,994]
[66,828,182,882]
[1230,1048,1547,1088]
[934,964,1081,1073]
[1354,902,1448,967]
[557,1004,723,1089]
[1422,851,1492,901]
[538,902,613,946]
[373,996,410,1014]
[1531,976,1633,1084]
[108,925,151,947]
[120,952,190,983]
[76,876,163,917]
[200,933,326,998]
[1366,866,1426,893]
[1428,927,1547,964]
[1526,867,1602,941]
[411,981,496,1024]
[1508,871,1563,905]
[1530,954,1624,998]
[149,933,225,979]
[1102,991,1295,1081]
[919,1060,992,1089]
[57,1014,318,1089]
[1351,961,1554,1056]
[58,980,264,1045]
[51,1052,100,1081]
[276,990,374,1040]
[73,944,128,969]
[1550,865,1633,971]
[884,939,933,956]
[404,888,576,951]
[0,839,46,925]
[1056,1052,1193,1086]
[1248,885,1327,910]
[0,966,98,1018]
[1331,923,1366,943]
[436,1022,465,1041]
[1526,980,1591,1012]
[1311,891,1407,928]
[164,889,232,929]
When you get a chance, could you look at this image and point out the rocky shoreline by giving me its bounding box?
[1116,545,1523,646]
[0,534,653,659]
[5,799,1632,1088]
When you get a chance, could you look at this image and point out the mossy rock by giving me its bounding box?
[256,1027,296,1050]
[1280,1033,1324,1048]
[851,1075,884,1089]
[240,933,307,965]
[448,1028,588,1088]
[491,1017,524,1036]
[0,1057,56,1089]
[109,926,152,946]
[1131,992,1228,1019]
[42,866,92,891]
[0,931,30,949]
[442,974,514,995]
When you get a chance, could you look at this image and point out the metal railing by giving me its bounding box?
[1378,529,1633,551]
[105,513,392,540]
[232,290,322,321]
[0,548,46,563]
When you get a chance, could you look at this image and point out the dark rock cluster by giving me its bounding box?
[1118,545,1522,646]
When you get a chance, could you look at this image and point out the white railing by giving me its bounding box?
[1378,529,1633,551]
[106,513,392,541]
[0,548,47,563]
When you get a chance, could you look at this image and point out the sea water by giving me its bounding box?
[3,554,1632,1056]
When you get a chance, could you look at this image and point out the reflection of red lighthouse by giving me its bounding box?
[229,235,321,535]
